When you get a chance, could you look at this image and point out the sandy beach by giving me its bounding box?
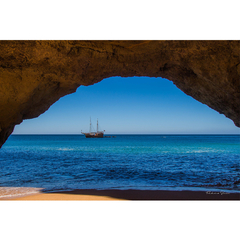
[2,189,239,200]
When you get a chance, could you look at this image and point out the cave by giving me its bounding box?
[0,40,239,147]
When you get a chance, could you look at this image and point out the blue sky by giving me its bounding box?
[13,76,240,134]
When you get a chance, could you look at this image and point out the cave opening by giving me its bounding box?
[12,76,239,136]
[1,77,240,200]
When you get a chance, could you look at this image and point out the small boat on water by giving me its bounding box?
[81,118,105,138]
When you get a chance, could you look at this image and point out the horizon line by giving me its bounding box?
[11,133,240,135]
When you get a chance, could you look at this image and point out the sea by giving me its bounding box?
[0,134,239,198]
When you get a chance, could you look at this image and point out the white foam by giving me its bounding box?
[0,187,43,199]
[58,148,74,151]
[185,149,225,153]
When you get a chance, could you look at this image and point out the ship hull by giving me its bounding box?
[83,132,104,138]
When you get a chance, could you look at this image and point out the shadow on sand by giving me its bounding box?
[40,189,240,200]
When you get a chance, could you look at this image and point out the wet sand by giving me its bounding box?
[5,189,240,200]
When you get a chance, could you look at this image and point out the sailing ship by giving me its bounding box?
[81,118,105,138]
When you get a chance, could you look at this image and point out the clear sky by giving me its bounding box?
[13,76,240,135]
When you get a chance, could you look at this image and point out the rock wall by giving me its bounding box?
[0,40,239,147]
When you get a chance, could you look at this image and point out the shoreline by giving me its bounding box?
[2,189,239,200]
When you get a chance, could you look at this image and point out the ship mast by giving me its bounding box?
[97,118,98,133]
[89,117,92,133]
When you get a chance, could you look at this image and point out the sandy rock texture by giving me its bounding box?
[0,41,239,147]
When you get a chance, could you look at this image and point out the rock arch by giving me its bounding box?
[0,40,239,147]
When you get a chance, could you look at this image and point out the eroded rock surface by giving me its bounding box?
[0,40,239,147]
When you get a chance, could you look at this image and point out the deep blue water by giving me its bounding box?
[0,134,239,195]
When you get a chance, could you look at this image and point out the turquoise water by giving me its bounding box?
[0,134,239,195]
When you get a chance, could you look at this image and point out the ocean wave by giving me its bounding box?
[58,148,75,151]
[185,149,225,153]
